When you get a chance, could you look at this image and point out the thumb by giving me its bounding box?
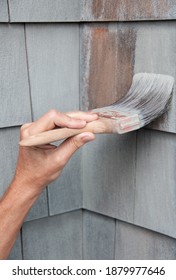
[53,132,95,165]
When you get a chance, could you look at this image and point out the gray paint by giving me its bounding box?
[134,22,176,133]
[9,0,80,22]
[48,150,82,216]
[83,133,136,223]
[0,24,32,127]
[22,210,82,260]
[83,211,115,259]
[134,129,176,238]
[8,234,22,260]
[25,24,82,217]
[115,220,176,260]
[25,190,48,222]
[25,24,79,119]
[0,0,8,22]
[8,0,176,22]
[0,127,20,197]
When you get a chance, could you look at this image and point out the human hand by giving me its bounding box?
[13,109,98,198]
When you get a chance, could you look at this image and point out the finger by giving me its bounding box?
[52,132,95,167]
[24,109,88,137]
[66,111,98,122]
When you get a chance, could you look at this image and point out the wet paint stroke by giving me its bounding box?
[80,23,136,110]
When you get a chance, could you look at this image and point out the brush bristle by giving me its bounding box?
[93,73,174,128]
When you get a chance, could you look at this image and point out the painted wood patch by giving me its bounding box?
[115,220,176,259]
[25,24,82,216]
[22,210,82,260]
[0,24,32,127]
[0,0,8,22]
[83,211,115,259]
[8,0,176,22]
[134,129,176,238]
[83,133,136,223]
[9,0,80,22]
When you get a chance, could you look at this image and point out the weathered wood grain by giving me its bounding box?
[134,22,176,133]
[0,127,48,222]
[25,24,82,216]
[134,129,176,238]
[8,0,176,22]
[22,210,82,260]
[83,211,115,259]
[8,234,22,260]
[0,0,8,22]
[80,23,136,110]
[82,0,176,21]
[83,133,136,223]
[9,0,80,22]
[0,24,32,127]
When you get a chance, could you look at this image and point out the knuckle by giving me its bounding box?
[48,109,58,118]
[20,124,30,139]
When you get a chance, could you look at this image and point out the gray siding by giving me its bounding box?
[8,234,22,260]
[0,0,8,22]
[0,1,176,260]
[8,0,176,22]
[83,211,115,259]
[0,24,31,127]
[115,220,176,260]
[22,210,82,260]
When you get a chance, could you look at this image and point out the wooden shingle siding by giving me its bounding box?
[25,24,80,120]
[7,0,176,22]
[83,133,136,223]
[83,211,116,259]
[115,220,176,260]
[0,127,20,196]
[134,129,176,238]
[8,234,22,260]
[25,24,82,216]
[25,190,48,222]
[22,210,82,260]
[0,24,32,127]
[9,0,80,23]
[80,23,136,110]
[0,0,8,22]
[48,150,83,216]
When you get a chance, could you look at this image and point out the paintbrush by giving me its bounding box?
[20,73,174,147]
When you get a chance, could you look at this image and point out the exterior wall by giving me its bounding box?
[0,0,176,259]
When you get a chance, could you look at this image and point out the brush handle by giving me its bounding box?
[19,118,118,147]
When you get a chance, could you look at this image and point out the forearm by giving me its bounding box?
[0,179,40,259]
